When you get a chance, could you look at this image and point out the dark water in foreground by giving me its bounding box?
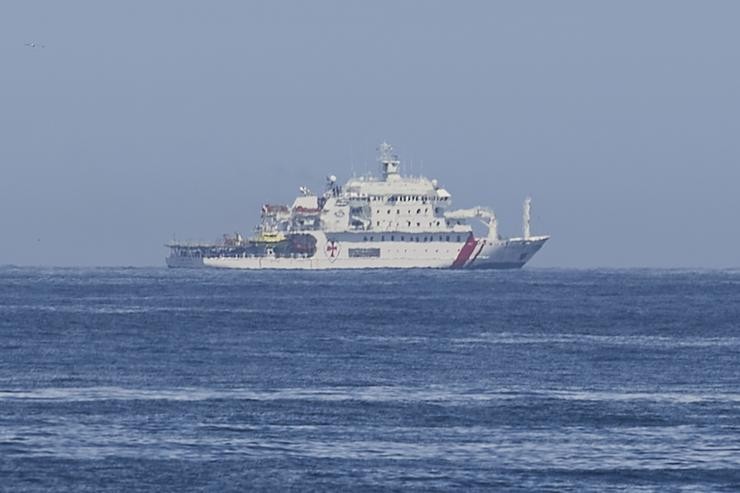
[1,267,739,491]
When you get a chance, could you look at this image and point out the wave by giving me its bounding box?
[2,385,739,405]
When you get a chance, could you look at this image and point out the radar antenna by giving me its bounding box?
[377,142,400,181]
[325,175,340,197]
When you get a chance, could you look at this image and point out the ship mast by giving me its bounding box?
[378,142,400,181]
[523,197,532,240]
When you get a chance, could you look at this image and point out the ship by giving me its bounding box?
[166,143,549,269]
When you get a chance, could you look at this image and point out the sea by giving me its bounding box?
[1,267,739,492]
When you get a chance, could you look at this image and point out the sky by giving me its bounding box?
[1,1,738,268]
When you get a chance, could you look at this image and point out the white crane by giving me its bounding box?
[446,197,541,243]
[445,207,499,241]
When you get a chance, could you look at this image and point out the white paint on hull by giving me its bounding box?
[469,236,549,269]
[165,234,549,270]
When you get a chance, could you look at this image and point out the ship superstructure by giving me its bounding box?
[166,143,549,269]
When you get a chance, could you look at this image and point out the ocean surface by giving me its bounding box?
[1,267,739,491]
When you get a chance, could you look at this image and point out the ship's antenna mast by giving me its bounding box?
[350,144,355,177]
[523,196,532,239]
[378,142,400,181]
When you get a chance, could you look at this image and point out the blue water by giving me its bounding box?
[1,267,739,491]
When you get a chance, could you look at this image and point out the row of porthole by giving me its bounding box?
[370,195,449,202]
[351,249,463,257]
[366,250,454,255]
[362,235,463,242]
[376,221,443,227]
[377,208,446,215]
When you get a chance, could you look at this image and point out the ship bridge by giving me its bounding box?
[326,143,461,233]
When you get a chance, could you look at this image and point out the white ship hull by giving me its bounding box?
[166,233,548,270]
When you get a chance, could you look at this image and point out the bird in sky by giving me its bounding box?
[25,42,45,48]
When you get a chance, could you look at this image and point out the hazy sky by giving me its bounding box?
[1,1,738,267]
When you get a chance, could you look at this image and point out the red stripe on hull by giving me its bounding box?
[467,239,486,267]
[451,234,478,269]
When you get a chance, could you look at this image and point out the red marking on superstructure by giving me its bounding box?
[451,234,478,269]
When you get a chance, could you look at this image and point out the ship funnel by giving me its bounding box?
[523,197,532,239]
